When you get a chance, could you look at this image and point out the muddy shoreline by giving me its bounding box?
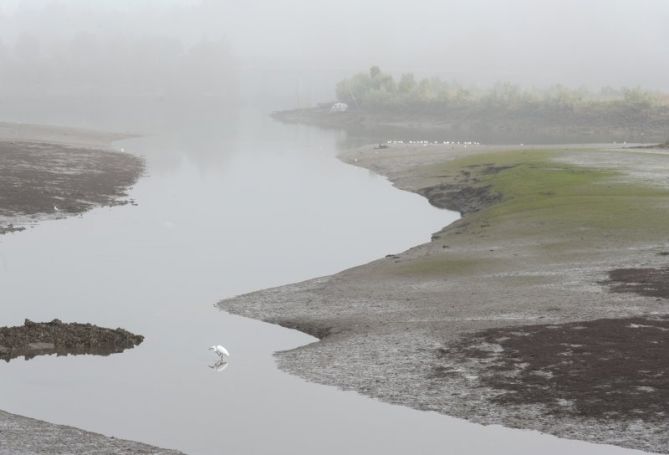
[0,124,185,454]
[0,409,185,455]
[0,319,144,362]
[0,124,143,235]
[272,106,669,144]
[220,142,669,453]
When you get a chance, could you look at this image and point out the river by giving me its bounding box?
[0,99,652,454]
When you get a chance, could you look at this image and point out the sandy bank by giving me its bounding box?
[220,142,669,453]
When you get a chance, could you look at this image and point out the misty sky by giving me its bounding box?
[0,0,668,96]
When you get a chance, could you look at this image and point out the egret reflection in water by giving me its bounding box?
[209,358,229,373]
[208,344,230,372]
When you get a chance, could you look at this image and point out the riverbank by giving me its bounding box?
[0,123,143,234]
[0,123,186,454]
[272,106,669,144]
[0,410,185,455]
[220,142,669,453]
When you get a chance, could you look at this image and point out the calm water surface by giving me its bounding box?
[0,101,653,454]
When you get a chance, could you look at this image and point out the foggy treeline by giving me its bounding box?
[0,35,235,97]
[336,67,669,113]
[0,0,668,104]
[0,1,236,98]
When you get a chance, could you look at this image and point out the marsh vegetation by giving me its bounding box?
[275,67,669,143]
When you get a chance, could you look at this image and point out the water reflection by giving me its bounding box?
[209,358,229,373]
[0,319,143,362]
[1,345,132,363]
[207,344,230,373]
[0,103,639,455]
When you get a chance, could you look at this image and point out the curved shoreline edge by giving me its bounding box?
[271,106,669,145]
[0,124,184,454]
[220,142,669,453]
[0,124,143,235]
[0,409,185,455]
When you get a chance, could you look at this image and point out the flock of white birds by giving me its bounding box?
[386,140,481,145]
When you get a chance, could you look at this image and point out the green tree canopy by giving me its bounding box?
[334,67,669,115]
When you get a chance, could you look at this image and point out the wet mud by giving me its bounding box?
[221,143,669,452]
[272,106,669,144]
[441,316,669,422]
[0,319,144,362]
[0,140,143,233]
[418,164,509,213]
[603,267,669,299]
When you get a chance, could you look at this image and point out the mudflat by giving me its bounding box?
[272,106,669,144]
[0,123,142,234]
[220,143,669,453]
[0,124,183,454]
[0,319,144,362]
[0,410,185,455]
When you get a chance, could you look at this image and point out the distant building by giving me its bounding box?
[330,102,349,113]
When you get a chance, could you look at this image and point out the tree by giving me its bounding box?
[398,73,416,94]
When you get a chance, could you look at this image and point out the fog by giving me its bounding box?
[1,0,668,104]
[1,2,668,453]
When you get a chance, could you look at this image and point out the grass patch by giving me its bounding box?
[424,149,669,240]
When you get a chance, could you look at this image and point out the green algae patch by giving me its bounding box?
[424,149,669,242]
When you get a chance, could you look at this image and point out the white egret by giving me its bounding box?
[209,345,230,359]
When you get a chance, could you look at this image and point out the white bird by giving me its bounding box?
[53,205,60,212]
[209,345,230,359]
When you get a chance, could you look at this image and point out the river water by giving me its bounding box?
[0,100,652,454]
